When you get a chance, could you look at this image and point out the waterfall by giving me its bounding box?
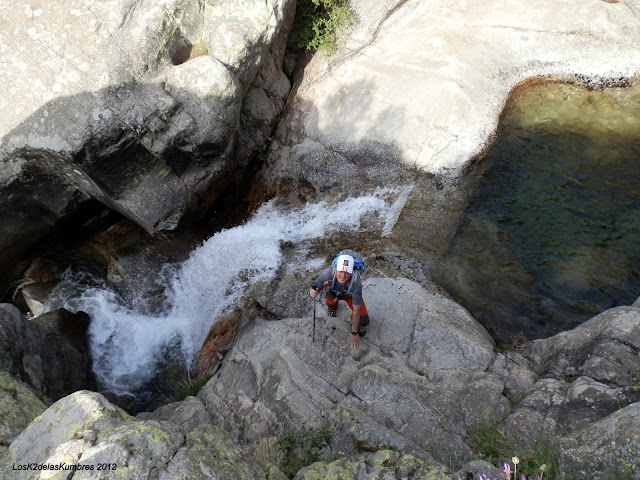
[381,185,413,237]
[46,190,395,395]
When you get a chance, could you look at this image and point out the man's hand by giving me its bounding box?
[350,304,361,349]
[309,287,318,298]
[349,331,359,349]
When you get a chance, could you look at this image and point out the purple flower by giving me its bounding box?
[504,463,512,479]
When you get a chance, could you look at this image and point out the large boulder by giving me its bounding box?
[261,0,640,195]
[503,306,640,462]
[0,0,295,294]
[198,278,508,467]
[559,403,640,479]
[0,371,47,453]
[0,390,284,480]
[198,275,640,477]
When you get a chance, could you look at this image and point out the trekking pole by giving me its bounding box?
[312,296,316,343]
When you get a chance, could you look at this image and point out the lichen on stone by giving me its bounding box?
[0,370,47,439]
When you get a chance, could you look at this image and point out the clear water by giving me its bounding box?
[440,81,640,341]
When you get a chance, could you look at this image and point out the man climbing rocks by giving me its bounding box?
[309,253,370,349]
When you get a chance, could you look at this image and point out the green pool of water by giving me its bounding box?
[442,81,640,341]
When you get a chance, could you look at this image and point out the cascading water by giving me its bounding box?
[45,190,397,397]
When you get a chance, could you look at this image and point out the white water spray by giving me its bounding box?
[382,185,414,237]
[48,191,395,395]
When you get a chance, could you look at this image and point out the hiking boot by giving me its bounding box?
[327,306,337,317]
[357,325,367,337]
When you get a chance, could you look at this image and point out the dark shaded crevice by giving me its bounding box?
[1,199,124,305]
[193,152,276,238]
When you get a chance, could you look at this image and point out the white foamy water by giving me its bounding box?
[382,185,414,237]
[47,191,394,394]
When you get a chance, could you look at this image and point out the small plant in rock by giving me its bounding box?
[292,0,355,54]
[468,421,560,479]
[255,148,268,164]
[501,331,530,352]
[189,40,210,59]
[468,420,511,463]
[172,372,212,402]
[276,423,333,478]
[501,451,558,480]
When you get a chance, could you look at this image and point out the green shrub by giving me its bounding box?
[515,437,561,479]
[500,331,530,352]
[467,420,561,479]
[292,0,355,54]
[467,420,512,463]
[277,423,333,478]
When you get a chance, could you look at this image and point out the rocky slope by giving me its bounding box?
[1,278,639,478]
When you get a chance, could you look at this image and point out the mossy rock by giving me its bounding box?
[295,450,449,479]
[160,423,288,480]
[0,370,47,443]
